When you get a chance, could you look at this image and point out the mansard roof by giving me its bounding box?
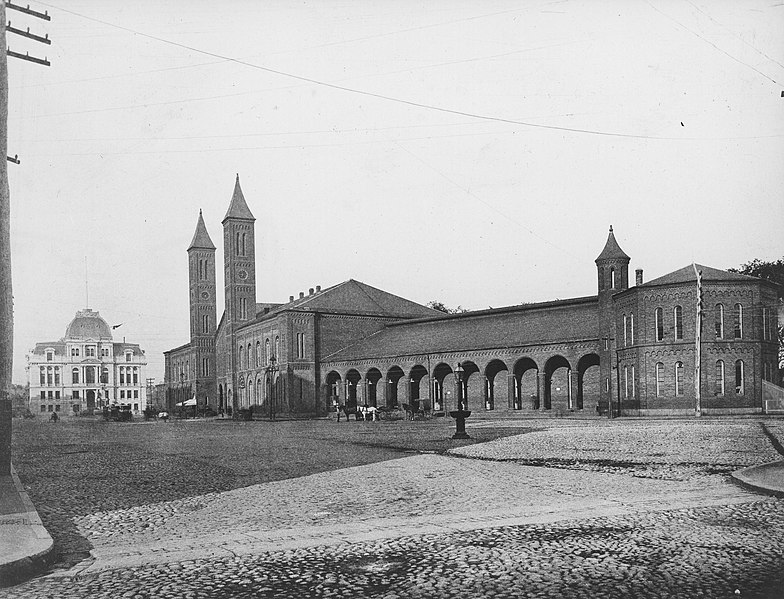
[222,174,255,223]
[595,226,630,262]
[65,309,113,341]
[188,210,216,251]
[641,264,762,287]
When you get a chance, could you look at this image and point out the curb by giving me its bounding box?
[0,466,55,588]
[730,461,784,498]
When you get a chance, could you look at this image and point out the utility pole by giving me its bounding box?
[693,263,703,417]
[1,2,51,475]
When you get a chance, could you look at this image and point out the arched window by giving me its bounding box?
[630,364,636,398]
[54,367,60,386]
[655,362,664,397]
[674,306,683,340]
[716,360,725,396]
[72,367,79,385]
[674,362,684,396]
[247,343,252,369]
[236,231,241,256]
[735,360,744,395]
[248,380,253,406]
[715,304,724,339]
[655,307,664,342]
[733,303,743,339]
[85,367,95,385]
[275,336,280,361]
[624,366,629,398]
[39,367,45,386]
[629,313,634,345]
[610,267,616,289]
[242,233,246,256]
[265,339,271,364]
[255,341,261,367]
[238,346,244,370]
[101,367,108,384]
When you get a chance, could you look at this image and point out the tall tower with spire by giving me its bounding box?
[595,225,631,415]
[188,210,217,405]
[222,174,257,328]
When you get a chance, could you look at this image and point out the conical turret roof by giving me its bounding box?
[188,210,216,250]
[595,225,630,262]
[222,174,255,223]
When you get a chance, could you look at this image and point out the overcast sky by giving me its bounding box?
[6,0,783,384]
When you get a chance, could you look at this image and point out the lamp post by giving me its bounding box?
[179,372,185,418]
[450,362,471,439]
[267,354,278,421]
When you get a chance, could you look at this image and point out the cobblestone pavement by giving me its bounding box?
[8,416,784,598]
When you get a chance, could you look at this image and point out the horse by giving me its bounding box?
[336,404,361,422]
[402,401,425,420]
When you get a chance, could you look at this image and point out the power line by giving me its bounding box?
[36,1,759,142]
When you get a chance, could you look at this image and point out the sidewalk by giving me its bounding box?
[731,460,784,496]
[0,466,54,587]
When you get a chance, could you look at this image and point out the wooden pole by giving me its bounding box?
[0,1,13,475]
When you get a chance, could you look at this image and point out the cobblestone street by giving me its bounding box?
[7,416,784,598]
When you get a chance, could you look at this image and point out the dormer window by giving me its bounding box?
[125,351,132,362]
[46,351,54,362]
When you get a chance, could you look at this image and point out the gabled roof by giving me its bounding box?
[595,226,630,262]
[240,279,440,330]
[188,210,216,251]
[642,264,761,287]
[222,174,255,223]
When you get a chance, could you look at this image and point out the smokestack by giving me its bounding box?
[316,285,321,292]
[635,269,643,286]
[309,288,314,296]
[289,296,294,302]
[299,292,304,299]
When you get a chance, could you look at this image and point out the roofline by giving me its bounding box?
[164,342,191,355]
[614,276,779,297]
[386,295,599,327]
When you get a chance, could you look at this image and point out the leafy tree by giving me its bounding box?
[730,258,784,378]
[427,301,470,314]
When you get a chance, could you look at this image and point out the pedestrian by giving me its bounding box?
[50,412,58,423]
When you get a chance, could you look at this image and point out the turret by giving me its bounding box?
[595,225,630,293]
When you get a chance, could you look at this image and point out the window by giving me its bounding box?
[86,346,95,357]
[40,391,45,400]
[125,352,132,362]
[735,360,745,395]
[734,303,743,339]
[236,231,241,256]
[675,362,684,396]
[762,308,770,341]
[631,365,636,398]
[101,347,109,357]
[265,339,271,364]
[610,268,616,289]
[624,366,629,398]
[72,390,79,399]
[247,343,252,369]
[297,333,305,358]
[655,362,664,396]
[55,391,60,399]
[202,357,209,377]
[629,314,634,345]
[46,351,53,361]
[40,404,46,412]
[655,307,664,341]
[47,367,53,386]
[275,336,280,362]
[674,306,683,340]
[133,390,138,399]
[133,403,138,411]
[716,360,725,396]
[55,405,60,412]
[47,391,53,399]
[72,367,80,384]
[715,304,724,339]
[71,347,79,357]
[623,315,627,346]
[239,346,244,369]
[133,368,139,385]
[256,341,261,367]
[40,367,45,386]
[120,390,126,399]
[101,367,109,384]
[85,367,95,384]
[119,368,125,385]
[203,314,209,334]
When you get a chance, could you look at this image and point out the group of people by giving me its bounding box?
[333,401,380,422]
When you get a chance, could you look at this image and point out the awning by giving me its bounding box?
[175,398,197,407]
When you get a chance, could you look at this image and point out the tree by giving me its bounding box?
[730,258,784,378]
[427,301,470,314]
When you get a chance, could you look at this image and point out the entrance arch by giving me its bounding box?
[86,389,96,412]
[365,368,382,406]
[346,369,361,409]
[386,366,404,408]
[485,359,509,411]
[409,365,429,409]
[513,357,539,410]
[544,355,572,411]
[577,353,601,411]
[326,371,342,407]
[432,362,453,412]
[461,361,480,410]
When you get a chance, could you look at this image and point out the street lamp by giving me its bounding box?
[179,372,185,418]
[450,362,471,439]
[266,354,278,421]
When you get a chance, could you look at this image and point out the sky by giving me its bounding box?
[5,0,783,384]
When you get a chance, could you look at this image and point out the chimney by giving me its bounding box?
[316,285,321,292]
[289,295,294,302]
[299,292,304,299]
[635,269,643,286]
[309,288,314,296]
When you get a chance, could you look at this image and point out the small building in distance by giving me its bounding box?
[27,309,148,417]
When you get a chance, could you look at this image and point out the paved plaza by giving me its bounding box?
[6,416,784,598]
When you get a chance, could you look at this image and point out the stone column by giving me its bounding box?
[508,374,516,410]
[403,377,411,406]
[480,376,489,410]
[538,371,546,411]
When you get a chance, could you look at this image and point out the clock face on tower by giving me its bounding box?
[201,291,210,300]
[237,269,248,280]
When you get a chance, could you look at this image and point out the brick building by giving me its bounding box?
[27,309,148,417]
[165,177,779,417]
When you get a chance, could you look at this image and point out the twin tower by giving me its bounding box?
[186,175,257,396]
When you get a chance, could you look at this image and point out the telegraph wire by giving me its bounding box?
[36,1,773,142]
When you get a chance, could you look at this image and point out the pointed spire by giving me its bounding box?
[595,225,630,262]
[188,209,216,250]
[222,173,255,223]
